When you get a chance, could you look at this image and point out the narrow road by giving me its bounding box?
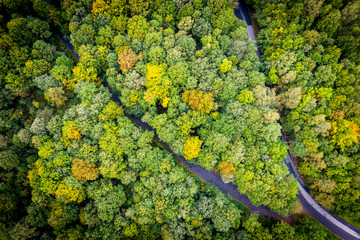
[55,6,360,236]
[235,1,360,239]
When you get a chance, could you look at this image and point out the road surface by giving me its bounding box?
[235,0,360,239]
[55,6,360,237]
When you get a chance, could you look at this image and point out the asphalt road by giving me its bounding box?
[235,1,360,239]
[55,6,360,237]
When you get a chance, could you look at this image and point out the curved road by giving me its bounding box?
[55,5,360,237]
[236,0,360,239]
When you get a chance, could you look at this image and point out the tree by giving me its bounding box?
[98,101,124,121]
[205,132,230,154]
[211,8,240,34]
[176,35,196,57]
[91,0,110,18]
[167,62,190,86]
[9,222,38,240]
[183,136,203,160]
[237,88,255,105]
[178,16,194,32]
[207,0,228,13]
[304,0,324,18]
[295,216,332,240]
[219,59,232,73]
[110,0,127,16]
[128,0,150,16]
[192,18,212,38]
[110,15,128,34]
[23,59,52,79]
[0,150,19,170]
[279,87,302,109]
[271,222,295,240]
[341,1,360,24]
[61,121,82,146]
[148,46,166,64]
[252,86,277,107]
[263,110,280,124]
[303,30,321,46]
[71,158,99,181]
[291,142,309,158]
[30,117,47,135]
[87,179,126,222]
[32,40,57,62]
[45,87,67,107]
[55,177,86,203]
[177,3,194,20]
[182,90,214,114]
[144,63,170,108]
[117,46,143,73]
[314,66,336,87]
[33,74,61,91]
[218,161,236,183]
[47,201,79,231]
[72,62,99,86]
[37,140,56,159]
[96,26,114,47]
[329,119,360,151]
[316,7,341,37]
[127,15,149,41]
[7,18,31,45]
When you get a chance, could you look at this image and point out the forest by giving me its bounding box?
[245,0,360,227]
[0,0,358,239]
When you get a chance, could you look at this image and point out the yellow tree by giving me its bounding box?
[182,90,214,114]
[329,119,360,151]
[61,121,82,146]
[72,63,100,86]
[92,0,110,18]
[219,58,233,73]
[144,63,171,108]
[55,180,86,203]
[218,161,236,175]
[218,161,237,183]
[183,136,203,160]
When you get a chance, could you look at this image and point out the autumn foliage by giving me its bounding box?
[71,158,99,181]
[144,63,170,108]
[182,90,214,114]
[116,46,142,74]
[91,0,110,18]
[218,161,236,175]
[183,136,203,160]
[72,63,99,86]
[55,181,86,203]
[329,119,360,151]
[61,121,82,146]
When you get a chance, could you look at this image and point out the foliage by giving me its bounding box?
[117,46,143,74]
[183,136,203,160]
[71,158,99,181]
[1,0,349,238]
[144,63,170,108]
[182,90,214,114]
[250,0,360,223]
[127,15,149,41]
